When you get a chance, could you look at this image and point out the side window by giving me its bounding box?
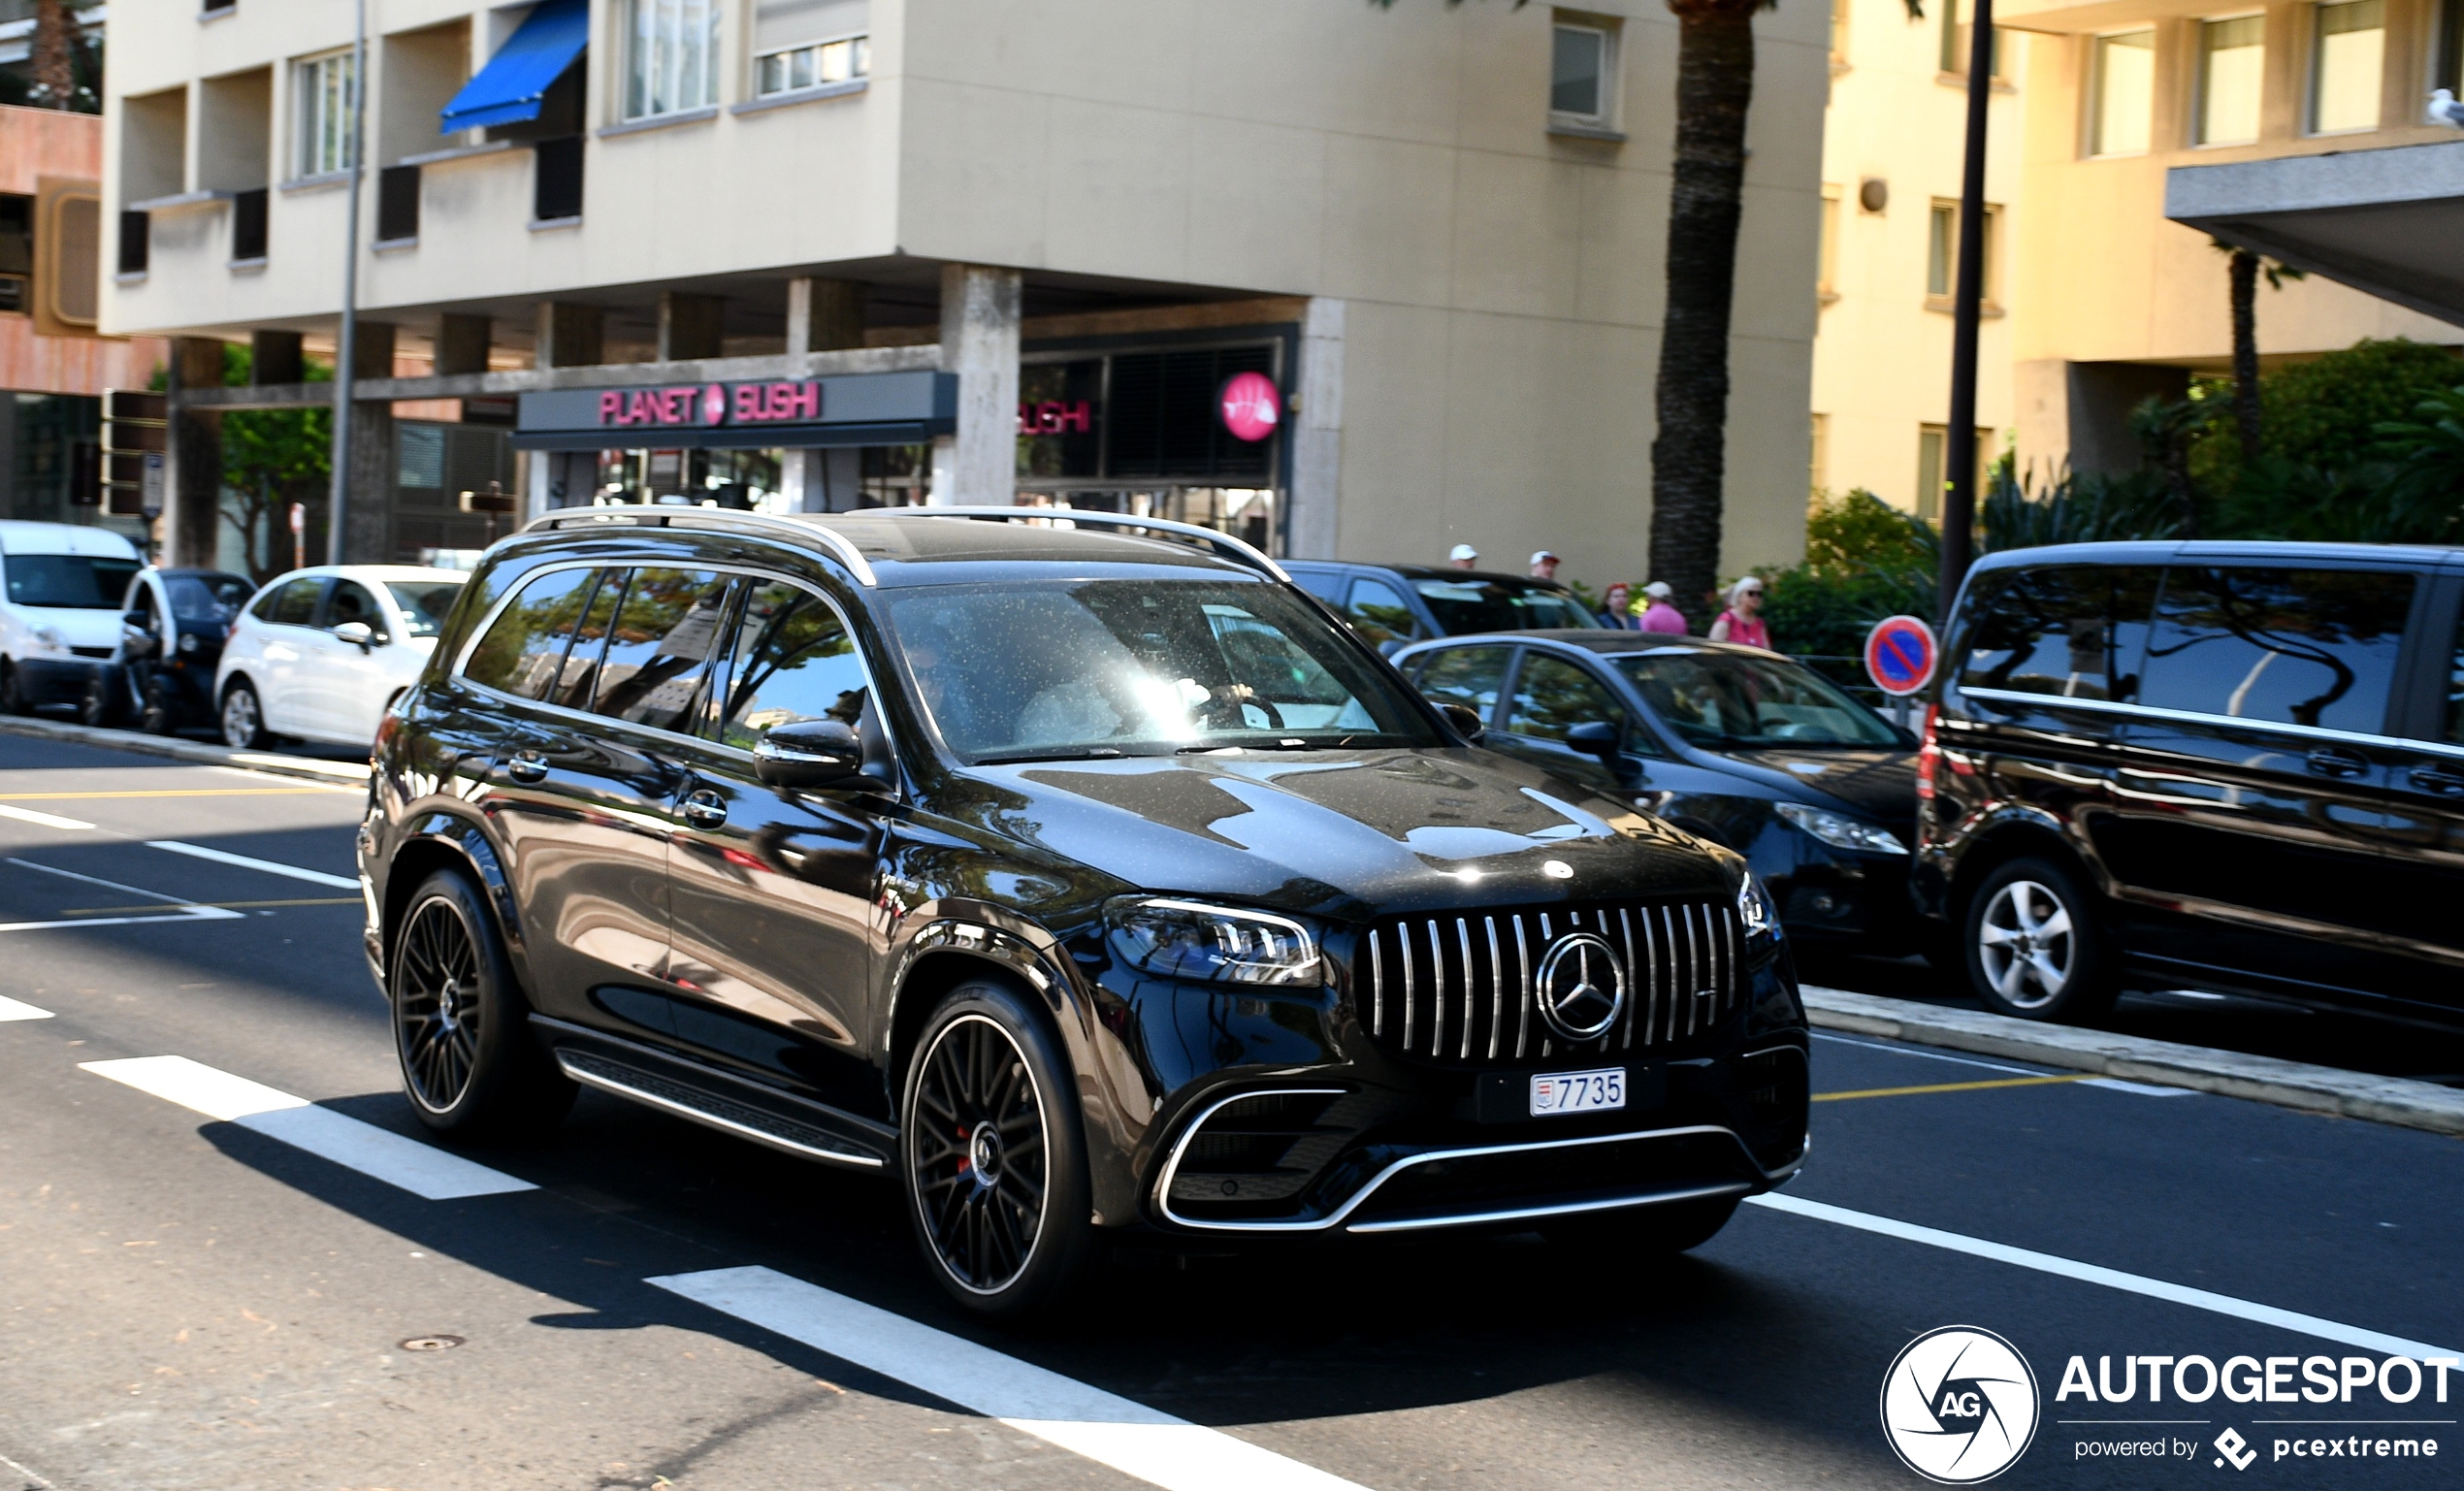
[1344,577,1422,645]
[1506,654,1628,743]
[2140,567,2415,733]
[267,578,324,627]
[1287,567,1346,603]
[1957,566,2159,701]
[1415,645,1510,722]
[323,580,389,638]
[591,568,734,732]
[550,569,629,710]
[459,567,602,700]
[720,581,869,751]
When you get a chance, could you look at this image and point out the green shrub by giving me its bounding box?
[2191,339,2464,494]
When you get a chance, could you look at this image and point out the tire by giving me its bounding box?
[1544,1194,1739,1254]
[0,660,30,716]
[80,666,129,729]
[1962,855,2118,1022]
[139,673,181,736]
[899,980,1096,1318]
[220,678,269,749]
[391,868,574,1141]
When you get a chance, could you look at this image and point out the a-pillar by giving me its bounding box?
[784,276,868,511]
[163,337,224,568]
[928,263,1020,505]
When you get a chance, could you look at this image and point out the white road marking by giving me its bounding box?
[1745,1192,2460,1360]
[79,1055,534,1201]
[0,858,244,931]
[0,994,53,1021]
[0,802,94,830]
[2081,1077,2196,1096]
[1810,1030,2050,1076]
[650,1266,1367,1491]
[146,840,360,890]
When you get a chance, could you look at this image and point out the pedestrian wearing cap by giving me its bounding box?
[1708,576,1772,650]
[1448,543,1479,569]
[1529,550,1561,581]
[1637,581,1688,634]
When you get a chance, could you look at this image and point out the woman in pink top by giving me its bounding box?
[1636,580,1689,634]
[1708,576,1772,651]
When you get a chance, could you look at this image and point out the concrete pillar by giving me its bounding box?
[928,263,1021,505]
[536,302,603,369]
[784,277,868,509]
[658,291,726,362]
[436,313,492,375]
[165,337,225,569]
[250,329,304,386]
[1287,298,1345,559]
[341,398,395,563]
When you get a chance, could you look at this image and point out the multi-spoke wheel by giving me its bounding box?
[390,868,573,1139]
[1963,856,2115,1022]
[220,679,268,749]
[900,982,1094,1317]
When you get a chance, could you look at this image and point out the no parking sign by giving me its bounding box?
[1864,615,1937,697]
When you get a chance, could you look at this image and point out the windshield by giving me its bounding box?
[1613,649,1900,749]
[384,577,467,639]
[885,579,1443,763]
[166,572,253,623]
[5,554,140,609]
[1412,577,1597,633]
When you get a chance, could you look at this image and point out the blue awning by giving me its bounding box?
[438,0,589,135]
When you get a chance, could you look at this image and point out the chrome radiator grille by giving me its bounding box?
[1357,901,1743,1066]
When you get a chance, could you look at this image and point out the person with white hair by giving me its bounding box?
[1707,576,1771,650]
[1637,580,1688,635]
[1447,542,1479,569]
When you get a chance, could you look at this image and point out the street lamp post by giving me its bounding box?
[1940,0,1994,620]
[326,0,368,567]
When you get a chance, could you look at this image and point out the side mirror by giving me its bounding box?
[333,620,376,651]
[1566,721,1621,761]
[1440,702,1485,742]
[121,609,147,629]
[754,718,870,791]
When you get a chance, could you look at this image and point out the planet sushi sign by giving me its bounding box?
[1218,372,1281,442]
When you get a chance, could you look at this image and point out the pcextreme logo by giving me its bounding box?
[1881,1326,2043,1484]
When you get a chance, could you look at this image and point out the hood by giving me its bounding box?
[1721,746,1918,827]
[17,608,127,648]
[948,747,1735,923]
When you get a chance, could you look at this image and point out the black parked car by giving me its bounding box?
[1918,540,2464,1028]
[1283,561,1599,649]
[360,507,1808,1316]
[82,567,254,734]
[1393,632,1920,953]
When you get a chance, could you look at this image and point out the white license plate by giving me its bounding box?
[1530,1067,1625,1118]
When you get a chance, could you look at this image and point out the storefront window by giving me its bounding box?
[626,0,722,120]
[596,446,783,508]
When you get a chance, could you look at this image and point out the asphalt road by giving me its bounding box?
[1,730,2458,1491]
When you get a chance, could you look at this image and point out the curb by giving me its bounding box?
[1803,986,2464,1139]
[0,715,372,788]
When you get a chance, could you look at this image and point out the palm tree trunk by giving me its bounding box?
[1649,0,1757,631]
[2228,247,2262,462]
[31,0,74,109]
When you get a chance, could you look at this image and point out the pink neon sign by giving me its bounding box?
[1218,372,1280,442]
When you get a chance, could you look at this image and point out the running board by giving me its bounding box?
[552,1048,888,1171]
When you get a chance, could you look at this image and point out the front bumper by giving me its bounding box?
[13,656,103,703]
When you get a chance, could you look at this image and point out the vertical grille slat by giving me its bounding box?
[1454,919,1475,1060]
[1426,919,1448,1059]
[1513,915,1532,1058]
[1684,905,1703,1038]
[1616,907,1638,1052]
[1369,927,1384,1037]
[1400,923,1416,1051]
[1484,916,1505,1060]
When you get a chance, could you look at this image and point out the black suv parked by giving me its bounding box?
[1919,540,2464,1028]
[361,507,1808,1315]
[1282,561,1599,650]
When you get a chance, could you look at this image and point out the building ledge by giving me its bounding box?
[281,171,353,195]
[1924,295,2007,317]
[529,215,582,232]
[113,271,146,285]
[397,140,514,169]
[1936,71,2019,94]
[126,189,226,213]
[229,256,267,274]
[731,78,869,115]
[1546,118,1626,144]
[373,237,417,252]
[597,106,719,140]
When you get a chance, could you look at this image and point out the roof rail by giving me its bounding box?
[877,505,1291,582]
[520,503,879,586]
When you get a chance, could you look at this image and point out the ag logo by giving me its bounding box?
[1879,1325,2040,1483]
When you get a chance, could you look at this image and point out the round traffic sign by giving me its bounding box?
[1864,614,1937,697]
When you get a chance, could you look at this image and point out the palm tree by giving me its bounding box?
[2213,239,2303,466]
[29,0,74,109]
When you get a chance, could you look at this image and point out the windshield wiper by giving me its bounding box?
[972,747,1129,765]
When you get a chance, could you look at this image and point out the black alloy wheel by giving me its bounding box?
[220,679,268,749]
[391,868,573,1139]
[900,982,1094,1317]
[1962,855,2118,1023]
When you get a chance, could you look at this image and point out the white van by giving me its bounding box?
[0,522,145,714]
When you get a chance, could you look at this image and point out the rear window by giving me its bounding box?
[1957,566,2160,701]
[2138,567,2413,733]
[166,573,250,623]
[1412,577,1596,633]
[383,578,467,639]
[4,554,140,609]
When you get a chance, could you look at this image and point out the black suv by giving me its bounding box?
[360,507,1808,1315]
[1919,540,2464,1029]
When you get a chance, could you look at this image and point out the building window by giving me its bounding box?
[757,34,868,95]
[1917,425,1994,521]
[0,194,30,314]
[1818,185,1842,303]
[2196,16,2266,145]
[2310,0,2384,133]
[2438,0,2464,91]
[1550,16,1616,127]
[626,0,722,120]
[2089,29,2156,155]
[1939,0,2004,76]
[1926,200,2000,303]
[295,50,358,178]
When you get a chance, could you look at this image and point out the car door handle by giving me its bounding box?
[2411,763,2464,795]
[504,748,547,783]
[2306,747,2369,780]
[679,788,729,829]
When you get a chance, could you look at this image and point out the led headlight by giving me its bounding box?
[1105,897,1322,987]
[30,625,63,654]
[178,632,199,654]
[1774,801,1908,855]
[1736,870,1779,942]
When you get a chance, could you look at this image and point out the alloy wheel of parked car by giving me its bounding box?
[1964,856,2117,1021]
[220,681,267,749]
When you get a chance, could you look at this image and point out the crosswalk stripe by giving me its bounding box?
[0,994,53,1021]
[0,803,95,830]
[79,1055,534,1201]
[146,841,360,890]
[650,1266,1368,1491]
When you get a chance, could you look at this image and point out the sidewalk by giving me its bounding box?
[0,714,371,788]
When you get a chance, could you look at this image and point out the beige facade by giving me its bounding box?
[1812,0,2027,515]
[100,0,1829,583]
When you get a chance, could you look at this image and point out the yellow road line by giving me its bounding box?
[57,897,361,915]
[0,789,335,800]
[1812,1074,2091,1102]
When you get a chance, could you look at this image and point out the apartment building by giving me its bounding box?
[101,0,1829,585]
